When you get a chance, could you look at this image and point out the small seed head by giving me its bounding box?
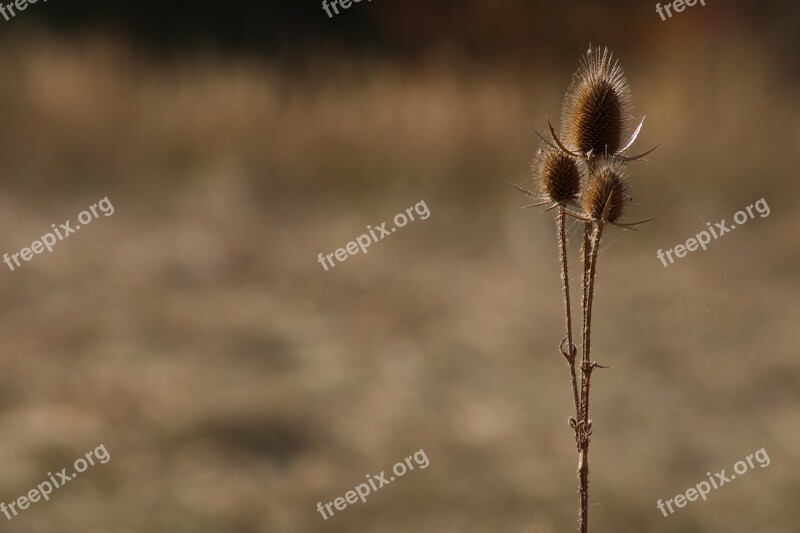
[581,166,629,223]
[534,150,582,204]
[562,47,632,158]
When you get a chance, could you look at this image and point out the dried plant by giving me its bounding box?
[511,46,656,533]
[532,47,658,166]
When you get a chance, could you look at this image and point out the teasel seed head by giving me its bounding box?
[562,47,633,159]
[534,150,582,205]
[581,165,630,223]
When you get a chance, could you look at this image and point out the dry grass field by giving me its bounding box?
[0,20,797,532]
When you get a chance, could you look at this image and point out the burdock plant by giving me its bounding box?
[512,47,655,532]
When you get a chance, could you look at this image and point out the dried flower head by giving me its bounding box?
[530,46,657,164]
[581,165,630,223]
[535,150,582,204]
[562,47,632,158]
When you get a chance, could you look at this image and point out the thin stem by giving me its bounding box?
[581,222,592,353]
[579,221,592,420]
[556,207,580,421]
[582,222,604,422]
[578,220,605,533]
[577,221,591,533]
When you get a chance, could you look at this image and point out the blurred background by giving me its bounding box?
[0,1,797,531]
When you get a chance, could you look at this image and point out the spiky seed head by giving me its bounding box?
[581,165,629,223]
[561,47,632,158]
[534,150,582,204]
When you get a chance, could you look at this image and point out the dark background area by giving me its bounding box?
[13,1,800,64]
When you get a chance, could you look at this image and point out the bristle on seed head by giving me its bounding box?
[534,150,582,204]
[581,165,629,223]
[561,47,633,158]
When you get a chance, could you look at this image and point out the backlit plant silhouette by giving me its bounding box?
[511,46,656,533]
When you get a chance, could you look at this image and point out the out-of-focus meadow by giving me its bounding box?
[0,1,798,531]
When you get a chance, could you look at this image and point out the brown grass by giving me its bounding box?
[0,30,796,532]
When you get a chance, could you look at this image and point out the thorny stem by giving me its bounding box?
[579,221,592,422]
[581,222,591,349]
[581,222,604,428]
[578,220,605,533]
[556,207,580,421]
